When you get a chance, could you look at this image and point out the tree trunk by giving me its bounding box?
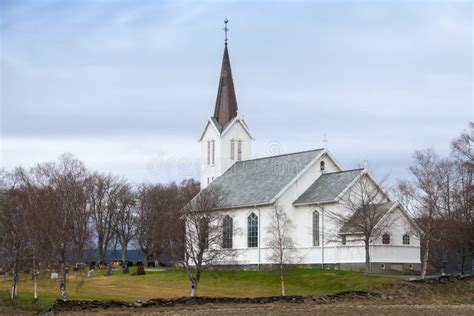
[33,255,38,301]
[364,239,371,275]
[460,246,466,275]
[190,279,197,297]
[60,260,68,301]
[76,245,84,264]
[121,243,127,263]
[421,238,430,279]
[10,264,18,301]
[279,263,285,296]
[98,241,105,263]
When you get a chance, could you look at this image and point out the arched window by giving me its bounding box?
[382,233,390,244]
[403,234,410,245]
[247,212,258,248]
[237,140,243,161]
[230,140,235,160]
[207,141,211,165]
[222,216,233,249]
[320,160,325,172]
[312,211,319,246]
[211,140,215,165]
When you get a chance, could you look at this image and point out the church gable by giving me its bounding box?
[293,168,365,206]
[198,118,221,142]
[221,117,254,141]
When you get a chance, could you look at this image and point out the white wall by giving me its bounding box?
[197,151,421,267]
[209,166,421,266]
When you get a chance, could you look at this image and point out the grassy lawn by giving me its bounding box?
[0,268,401,309]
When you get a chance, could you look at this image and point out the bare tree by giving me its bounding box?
[451,122,473,163]
[180,186,234,297]
[0,170,30,301]
[114,184,138,263]
[449,123,473,273]
[89,173,122,263]
[32,153,90,300]
[136,185,157,266]
[329,171,393,274]
[16,168,52,302]
[398,149,447,278]
[265,204,298,296]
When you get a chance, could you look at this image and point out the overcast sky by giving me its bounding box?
[1,0,472,186]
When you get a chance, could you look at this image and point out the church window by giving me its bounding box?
[320,161,325,172]
[222,215,233,249]
[247,212,258,248]
[403,234,410,245]
[207,141,210,165]
[231,140,235,160]
[382,233,390,244]
[237,140,242,161]
[211,140,215,165]
[341,235,346,245]
[312,211,319,246]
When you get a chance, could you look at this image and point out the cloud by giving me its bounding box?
[1,1,472,184]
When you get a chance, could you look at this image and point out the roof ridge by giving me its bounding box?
[237,148,325,163]
[322,168,364,175]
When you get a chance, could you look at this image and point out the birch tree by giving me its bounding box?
[329,172,394,274]
[32,153,90,300]
[180,186,235,297]
[0,170,30,301]
[398,149,442,278]
[265,204,298,296]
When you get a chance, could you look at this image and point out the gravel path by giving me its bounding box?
[39,304,474,315]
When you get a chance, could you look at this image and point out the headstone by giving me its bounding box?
[87,269,95,278]
[51,272,59,280]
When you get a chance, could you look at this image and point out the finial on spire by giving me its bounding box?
[323,133,328,149]
[223,17,229,45]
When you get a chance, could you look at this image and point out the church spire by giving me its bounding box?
[213,18,238,128]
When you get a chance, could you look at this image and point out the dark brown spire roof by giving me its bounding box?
[213,45,238,128]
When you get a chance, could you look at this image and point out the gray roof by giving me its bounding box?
[208,149,324,209]
[339,202,396,234]
[293,169,364,205]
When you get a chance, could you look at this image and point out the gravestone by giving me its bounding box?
[51,272,59,280]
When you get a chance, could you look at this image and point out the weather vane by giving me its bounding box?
[223,17,229,45]
[323,133,328,149]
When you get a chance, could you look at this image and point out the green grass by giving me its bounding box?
[0,268,401,309]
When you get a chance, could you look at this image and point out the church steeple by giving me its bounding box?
[199,19,253,189]
[213,18,238,128]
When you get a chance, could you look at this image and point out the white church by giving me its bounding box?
[194,31,421,273]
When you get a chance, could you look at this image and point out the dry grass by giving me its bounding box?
[0,268,401,309]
